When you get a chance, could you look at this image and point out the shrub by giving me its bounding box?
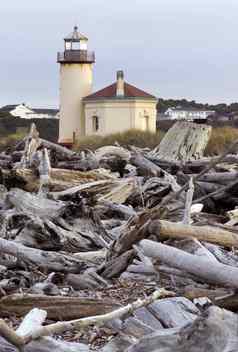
[0,131,26,152]
[74,129,165,151]
[205,127,238,155]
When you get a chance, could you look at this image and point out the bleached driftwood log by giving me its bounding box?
[0,289,173,351]
[39,138,76,159]
[36,148,51,190]
[130,153,163,177]
[182,177,195,225]
[20,123,40,168]
[151,121,212,161]
[106,215,238,267]
[0,237,83,273]
[130,154,181,195]
[139,239,238,288]
[128,305,238,352]
[158,220,238,248]
[95,146,131,162]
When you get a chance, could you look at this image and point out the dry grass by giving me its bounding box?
[0,131,25,152]
[1,126,238,157]
[205,127,238,156]
[76,127,238,156]
[75,129,165,151]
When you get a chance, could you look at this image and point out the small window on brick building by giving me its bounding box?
[92,116,99,132]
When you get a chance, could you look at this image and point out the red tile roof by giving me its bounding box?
[84,82,156,100]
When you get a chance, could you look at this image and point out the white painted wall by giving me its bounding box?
[58,63,93,144]
[84,99,157,136]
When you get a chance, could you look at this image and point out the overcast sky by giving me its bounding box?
[0,0,237,107]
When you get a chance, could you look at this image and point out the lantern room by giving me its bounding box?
[57,26,95,64]
[64,26,88,51]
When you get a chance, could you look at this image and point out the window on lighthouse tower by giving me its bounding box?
[72,41,80,50]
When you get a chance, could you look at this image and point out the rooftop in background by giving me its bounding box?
[32,108,59,115]
[163,106,216,121]
[0,104,59,119]
[0,104,20,112]
[167,106,215,113]
[84,82,157,100]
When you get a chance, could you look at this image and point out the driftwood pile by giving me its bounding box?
[1,121,238,351]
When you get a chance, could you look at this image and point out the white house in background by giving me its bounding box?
[164,107,215,120]
[0,104,59,119]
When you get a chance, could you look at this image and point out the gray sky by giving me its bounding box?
[0,0,237,107]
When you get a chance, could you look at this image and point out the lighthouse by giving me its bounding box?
[57,26,95,145]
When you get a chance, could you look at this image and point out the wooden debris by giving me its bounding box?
[1,122,238,350]
[0,294,119,320]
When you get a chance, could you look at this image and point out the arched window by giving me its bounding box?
[92,116,99,132]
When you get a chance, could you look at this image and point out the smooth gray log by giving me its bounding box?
[139,239,238,289]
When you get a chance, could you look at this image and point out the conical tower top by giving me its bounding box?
[64,26,88,42]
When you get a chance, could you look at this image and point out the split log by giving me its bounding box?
[1,168,113,192]
[50,179,118,200]
[98,178,136,204]
[6,188,64,218]
[139,239,238,289]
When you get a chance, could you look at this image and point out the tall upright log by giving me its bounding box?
[150,121,212,161]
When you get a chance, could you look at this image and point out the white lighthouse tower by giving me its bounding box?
[57,26,95,145]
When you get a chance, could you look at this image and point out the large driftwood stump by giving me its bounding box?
[152,121,212,161]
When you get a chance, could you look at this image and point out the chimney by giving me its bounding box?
[116,70,124,97]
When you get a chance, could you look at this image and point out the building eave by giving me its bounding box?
[83,96,158,104]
